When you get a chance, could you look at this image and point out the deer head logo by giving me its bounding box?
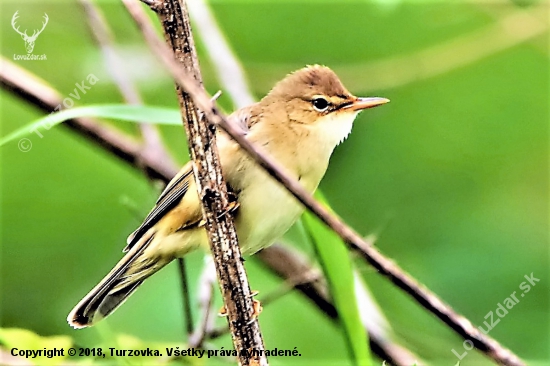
[11,11,49,54]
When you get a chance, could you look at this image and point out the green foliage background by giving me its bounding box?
[1,0,548,365]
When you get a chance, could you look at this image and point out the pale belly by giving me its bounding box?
[235,169,306,255]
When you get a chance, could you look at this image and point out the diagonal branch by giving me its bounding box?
[119,3,525,366]
[186,0,255,109]
[0,56,174,182]
[0,56,400,363]
[257,244,420,366]
[79,0,176,168]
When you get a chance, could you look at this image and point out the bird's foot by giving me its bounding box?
[216,197,240,220]
[217,290,262,322]
[218,305,228,317]
[247,291,262,324]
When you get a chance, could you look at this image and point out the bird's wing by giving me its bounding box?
[124,162,200,252]
[123,105,257,253]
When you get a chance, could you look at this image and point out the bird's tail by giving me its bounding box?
[67,232,169,328]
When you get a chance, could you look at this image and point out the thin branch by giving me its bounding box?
[257,244,335,317]
[187,0,255,109]
[188,255,217,349]
[118,3,525,365]
[257,251,324,309]
[0,58,401,362]
[0,56,174,182]
[126,0,268,364]
[80,0,176,166]
[176,258,195,335]
[258,244,420,366]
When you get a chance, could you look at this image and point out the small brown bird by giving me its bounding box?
[68,65,389,328]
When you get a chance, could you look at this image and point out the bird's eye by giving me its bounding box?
[312,97,329,112]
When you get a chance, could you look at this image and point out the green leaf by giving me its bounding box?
[0,104,181,147]
[301,191,372,366]
[0,328,72,366]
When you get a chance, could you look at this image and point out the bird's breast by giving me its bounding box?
[218,118,344,255]
[233,165,306,255]
[228,148,327,254]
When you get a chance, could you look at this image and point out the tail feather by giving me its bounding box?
[67,233,168,328]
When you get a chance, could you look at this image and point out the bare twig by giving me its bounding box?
[0,56,174,182]
[187,0,255,109]
[258,244,420,366]
[126,0,268,364]
[176,258,194,335]
[188,255,217,349]
[0,58,400,362]
[257,244,335,317]
[118,3,525,365]
[80,0,176,166]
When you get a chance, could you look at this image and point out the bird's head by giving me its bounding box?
[261,65,389,145]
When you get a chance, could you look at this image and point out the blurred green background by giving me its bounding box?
[1,0,548,365]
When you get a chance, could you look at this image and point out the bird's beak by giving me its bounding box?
[344,97,390,111]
